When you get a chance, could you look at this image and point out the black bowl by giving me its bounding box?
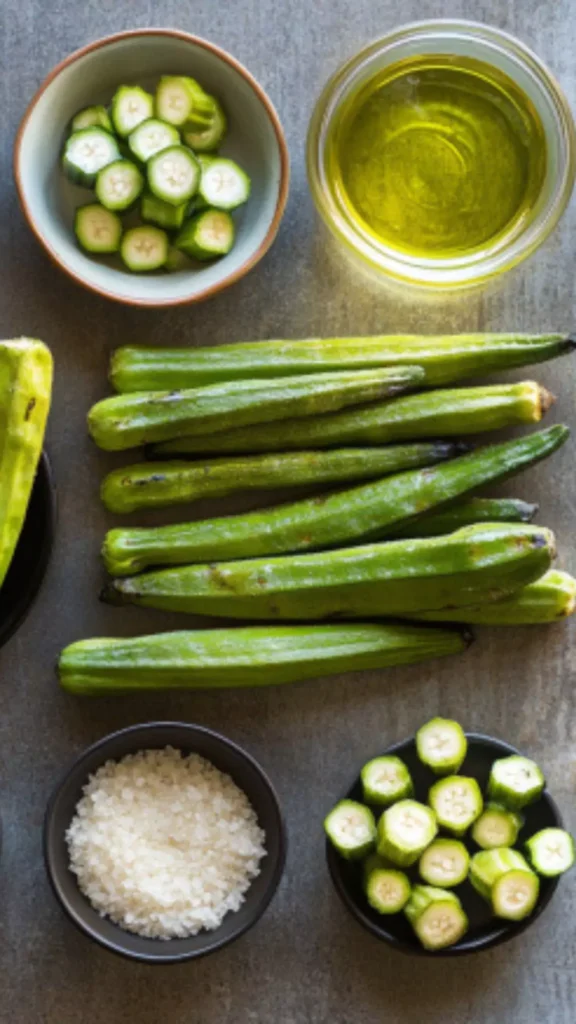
[45,722,287,963]
[327,733,562,957]
[0,451,56,649]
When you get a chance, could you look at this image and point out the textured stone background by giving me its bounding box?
[1,1,575,1021]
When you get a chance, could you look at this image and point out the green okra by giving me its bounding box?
[385,497,539,540]
[0,339,53,588]
[110,333,574,393]
[88,366,424,451]
[151,381,554,456]
[57,622,471,695]
[405,570,576,625]
[361,756,414,806]
[377,800,438,867]
[363,855,412,913]
[525,828,576,877]
[102,523,555,621]
[102,426,567,576]
[405,886,469,950]
[324,800,376,860]
[472,803,524,849]
[469,848,540,920]
[100,441,463,514]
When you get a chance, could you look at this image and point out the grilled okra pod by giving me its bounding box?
[100,442,462,514]
[407,570,576,625]
[416,718,468,775]
[377,800,438,867]
[102,427,568,575]
[324,800,376,860]
[88,366,424,451]
[110,333,574,393]
[361,757,414,806]
[151,381,554,456]
[385,497,539,540]
[469,848,540,920]
[102,524,555,621]
[57,623,471,695]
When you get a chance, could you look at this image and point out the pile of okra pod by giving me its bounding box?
[59,332,576,695]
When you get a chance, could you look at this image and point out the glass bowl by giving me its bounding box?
[307,20,576,289]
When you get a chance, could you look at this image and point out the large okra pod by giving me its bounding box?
[110,333,574,392]
[152,381,554,455]
[58,622,471,695]
[102,524,555,621]
[101,441,463,514]
[386,497,538,540]
[87,366,423,451]
[102,426,567,575]
[405,570,576,625]
[0,339,53,588]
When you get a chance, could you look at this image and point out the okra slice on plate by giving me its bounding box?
[147,145,200,206]
[175,209,235,260]
[525,828,575,877]
[71,104,113,133]
[95,160,144,212]
[183,100,227,152]
[128,118,180,163]
[419,839,470,888]
[488,755,545,810]
[404,886,468,950]
[363,854,411,914]
[428,776,483,836]
[324,799,376,860]
[470,848,539,920]
[164,246,194,273]
[141,192,188,230]
[120,226,169,272]
[360,755,413,806]
[75,204,122,254]
[111,85,154,137]
[471,803,523,849]
[416,717,467,775]
[62,128,120,187]
[155,76,216,129]
[198,157,251,210]
[377,799,437,867]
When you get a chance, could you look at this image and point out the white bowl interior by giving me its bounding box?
[17,34,285,304]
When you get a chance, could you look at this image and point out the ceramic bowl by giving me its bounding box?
[0,451,56,649]
[326,732,563,956]
[44,722,286,963]
[15,30,289,307]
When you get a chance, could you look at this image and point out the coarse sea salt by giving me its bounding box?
[66,746,267,939]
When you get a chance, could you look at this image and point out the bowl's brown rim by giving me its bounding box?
[13,28,290,308]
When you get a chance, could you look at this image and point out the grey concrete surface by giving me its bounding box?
[1,1,576,1021]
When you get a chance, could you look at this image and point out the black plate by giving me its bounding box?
[326,733,562,957]
[0,451,56,649]
[44,722,287,964]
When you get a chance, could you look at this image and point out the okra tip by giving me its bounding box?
[100,580,126,605]
[538,385,556,416]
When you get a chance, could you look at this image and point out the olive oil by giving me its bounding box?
[329,55,547,259]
